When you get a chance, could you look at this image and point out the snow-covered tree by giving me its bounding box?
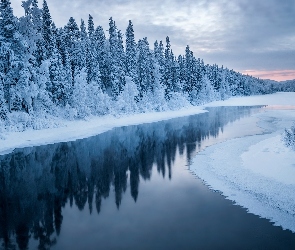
[283,123,295,151]
[125,20,137,79]
[71,68,90,118]
[137,37,154,98]
[92,25,108,92]
[107,17,125,98]
[0,0,286,131]
[42,0,54,59]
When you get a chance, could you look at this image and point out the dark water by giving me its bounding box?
[1,106,295,250]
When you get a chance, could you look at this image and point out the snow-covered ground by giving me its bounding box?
[0,105,207,155]
[1,92,295,232]
[1,92,294,155]
[191,92,295,232]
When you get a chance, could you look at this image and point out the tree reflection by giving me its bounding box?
[0,106,259,249]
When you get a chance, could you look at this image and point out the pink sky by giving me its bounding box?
[242,70,295,82]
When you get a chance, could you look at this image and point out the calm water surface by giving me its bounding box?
[1,106,295,250]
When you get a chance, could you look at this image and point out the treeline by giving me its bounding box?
[0,0,283,130]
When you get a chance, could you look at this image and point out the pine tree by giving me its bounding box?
[63,17,81,84]
[31,0,42,32]
[154,40,159,60]
[183,45,192,94]
[29,0,43,65]
[161,36,175,98]
[0,0,15,113]
[156,40,165,67]
[0,0,17,40]
[0,0,29,112]
[154,39,165,89]
[63,49,73,101]
[178,55,186,91]
[86,45,94,84]
[125,20,137,78]
[49,47,67,106]
[42,0,54,59]
[94,25,108,91]
[85,17,101,87]
[80,19,87,41]
[87,14,94,40]
[108,17,125,98]
[137,37,154,97]
[117,30,125,72]
[108,17,117,53]
[0,74,7,120]
[80,19,88,76]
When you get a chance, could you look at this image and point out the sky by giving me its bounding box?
[10,0,295,81]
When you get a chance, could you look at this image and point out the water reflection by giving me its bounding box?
[0,107,260,249]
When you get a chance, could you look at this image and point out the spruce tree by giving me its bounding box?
[85,17,101,87]
[137,37,154,97]
[42,0,54,59]
[49,46,66,105]
[0,79,7,120]
[88,14,94,40]
[64,17,81,83]
[178,55,186,91]
[0,0,16,40]
[80,19,87,41]
[0,0,28,112]
[161,36,174,98]
[79,19,87,71]
[183,45,192,94]
[31,0,42,33]
[94,26,108,91]
[158,40,165,67]
[125,20,137,78]
[108,17,117,53]
[30,0,43,65]
[108,17,125,98]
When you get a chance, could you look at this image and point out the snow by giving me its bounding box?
[1,91,295,232]
[241,135,295,186]
[0,106,206,155]
[205,91,295,107]
[191,92,295,232]
[2,92,294,156]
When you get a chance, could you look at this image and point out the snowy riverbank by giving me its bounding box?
[0,93,295,155]
[0,105,206,155]
[191,92,295,232]
[1,92,295,232]
[1,92,295,155]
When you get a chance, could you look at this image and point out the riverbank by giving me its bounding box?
[1,92,295,156]
[1,91,295,234]
[191,100,295,232]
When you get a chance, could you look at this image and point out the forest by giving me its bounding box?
[0,0,294,132]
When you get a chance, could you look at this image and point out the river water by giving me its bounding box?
[1,106,295,250]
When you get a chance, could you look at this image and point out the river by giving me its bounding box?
[0,106,295,250]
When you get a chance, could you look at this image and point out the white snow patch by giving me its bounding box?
[241,135,295,186]
[2,92,295,156]
[205,92,295,107]
[0,106,206,155]
[191,107,295,232]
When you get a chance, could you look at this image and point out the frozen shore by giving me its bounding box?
[1,92,295,155]
[0,106,206,155]
[191,92,295,232]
